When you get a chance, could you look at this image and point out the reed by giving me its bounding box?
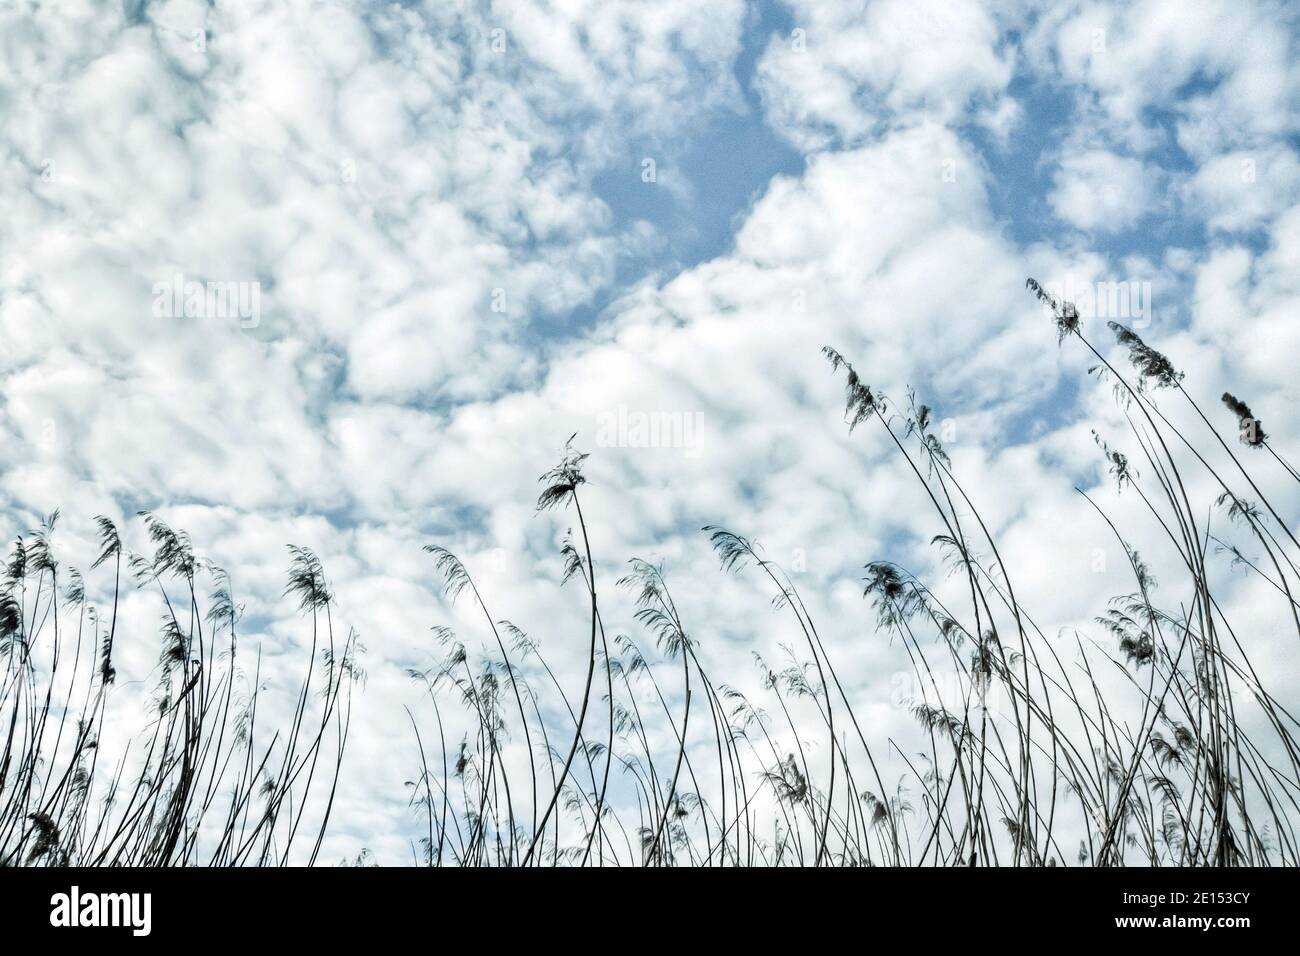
[402,280,1300,865]
[0,513,361,866]
[6,279,1297,866]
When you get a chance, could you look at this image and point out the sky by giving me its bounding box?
[2,0,1300,862]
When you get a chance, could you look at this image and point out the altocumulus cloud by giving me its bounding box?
[2,0,1300,862]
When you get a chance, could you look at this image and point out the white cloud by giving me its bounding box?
[755,0,1014,150]
[3,0,1299,864]
[1024,0,1300,157]
[1048,148,1157,232]
[1184,146,1300,233]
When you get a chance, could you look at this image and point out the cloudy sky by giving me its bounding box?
[3,0,1299,861]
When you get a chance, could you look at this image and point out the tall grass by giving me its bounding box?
[5,278,1297,865]
[404,281,1300,866]
[0,513,361,866]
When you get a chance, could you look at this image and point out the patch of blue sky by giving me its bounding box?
[522,6,1249,472]
[552,2,803,337]
[957,67,1228,436]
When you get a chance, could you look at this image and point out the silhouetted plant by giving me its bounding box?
[9,274,1299,867]
[0,514,360,866]
[400,280,1300,866]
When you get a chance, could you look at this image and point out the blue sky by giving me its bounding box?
[590,2,804,271]
[2,0,1299,861]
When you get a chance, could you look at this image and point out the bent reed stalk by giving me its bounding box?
[0,513,362,866]
[406,282,1300,866]
[5,279,1298,866]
